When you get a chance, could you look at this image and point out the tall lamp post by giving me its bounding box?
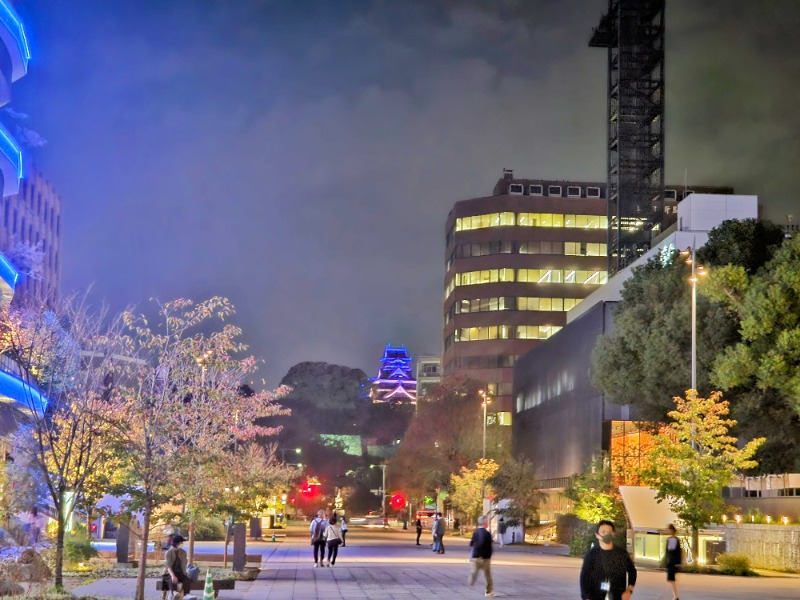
[371,464,388,527]
[681,241,706,391]
[479,389,492,459]
[478,389,492,518]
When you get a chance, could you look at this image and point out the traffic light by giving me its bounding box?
[390,493,405,510]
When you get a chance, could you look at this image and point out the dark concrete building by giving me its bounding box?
[443,171,609,416]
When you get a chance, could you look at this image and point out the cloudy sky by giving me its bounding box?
[10,0,800,385]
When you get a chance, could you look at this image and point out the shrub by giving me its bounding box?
[716,552,755,576]
[64,531,99,565]
[193,516,225,541]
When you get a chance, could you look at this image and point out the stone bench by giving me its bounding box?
[155,578,235,599]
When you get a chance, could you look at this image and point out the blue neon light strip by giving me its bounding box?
[0,368,48,413]
[0,0,30,69]
[0,123,22,181]
[0,251,18,289]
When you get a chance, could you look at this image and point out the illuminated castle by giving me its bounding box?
[370,344,417,404]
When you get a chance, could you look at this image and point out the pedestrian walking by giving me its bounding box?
[310,510,328,567]
[663,523,682,600]
[468,515,493,597]
[324,515,344,566]
[431,513,440,552]
[579,520,636,600]
[435,512,446,554]
[497,516,506,548]
[340,517,348,547]
[415,518,422,545]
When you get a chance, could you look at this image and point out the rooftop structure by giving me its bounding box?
[590,0,666,273]
[370,344,417,404]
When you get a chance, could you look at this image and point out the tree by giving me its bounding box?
[592,218,786,424]
[0,296,125,589]
[489,455,542,539]
[566,454,625,526]
[449,458,499,526]
[108,298,287,600]
[638,390,764,555]
[711,235,800,412]
[696,218,784,275]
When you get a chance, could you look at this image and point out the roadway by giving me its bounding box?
[76,523,800,599]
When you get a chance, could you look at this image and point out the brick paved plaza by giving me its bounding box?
[73,525,800,599]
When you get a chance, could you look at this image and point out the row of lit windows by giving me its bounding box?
[446,296,582,322]
[451,324,562,343]
[446,268,608,296]
[450,240,607,263]
[455,212,608,232]
[517,269,608,285]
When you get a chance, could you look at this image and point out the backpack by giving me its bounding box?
[311,519,326,542]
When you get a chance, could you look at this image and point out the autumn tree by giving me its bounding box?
[0,295,125,589]
[449,458,499,526]
[390,376,502,502]
[638,390,764,555]
[490,455,542,539]
[108,298,288,600]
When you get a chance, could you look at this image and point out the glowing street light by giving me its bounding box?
[680,241,707,392]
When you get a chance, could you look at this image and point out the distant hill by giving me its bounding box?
[280,361,370,412]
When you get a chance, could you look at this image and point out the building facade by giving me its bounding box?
[443,171,609,414]
[370,344,417,404]
[512,193,757,519]
[414,355,441,401]
[0,166,62,304]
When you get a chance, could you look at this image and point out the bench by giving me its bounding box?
[155,578,235,599]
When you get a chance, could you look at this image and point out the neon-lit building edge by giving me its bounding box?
[370,344,417,404]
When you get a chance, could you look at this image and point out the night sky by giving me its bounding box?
[9,0,800,385]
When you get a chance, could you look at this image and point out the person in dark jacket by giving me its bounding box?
[580,520,636,600]
[468,515,493,597]
[434,512,446,554]
[415,518,422,545]
[664,523,682,599]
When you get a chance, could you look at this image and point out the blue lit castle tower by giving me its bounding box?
[370,344,418,404]
[0,4,50,418]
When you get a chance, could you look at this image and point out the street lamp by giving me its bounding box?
[280,448,302,463]
[478,389,492,518]
[479,389,492,459]
[370,464,388,526]
[680,241,707,391]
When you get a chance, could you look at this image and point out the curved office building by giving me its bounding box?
[442,171,608,415]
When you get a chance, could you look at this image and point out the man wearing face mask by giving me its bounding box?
[580,520,637,600]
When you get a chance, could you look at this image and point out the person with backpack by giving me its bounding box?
[664,523,682,600]
[310,510,328,567]
[164,535,197,600]
[324,515,344,566]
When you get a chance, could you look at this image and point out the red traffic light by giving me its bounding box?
[390,493,405,510]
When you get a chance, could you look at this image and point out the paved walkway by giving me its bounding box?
[72,526,800,599]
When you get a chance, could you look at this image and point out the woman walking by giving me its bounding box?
[415,517,422,545]
[324,515,344,566]
[664,523,682,600]
[340,517,348,547]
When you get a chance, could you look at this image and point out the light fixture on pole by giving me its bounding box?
[680,240,707,391]
[370,464,388,527]
[479,389,492,459]
[478,389,492,517]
